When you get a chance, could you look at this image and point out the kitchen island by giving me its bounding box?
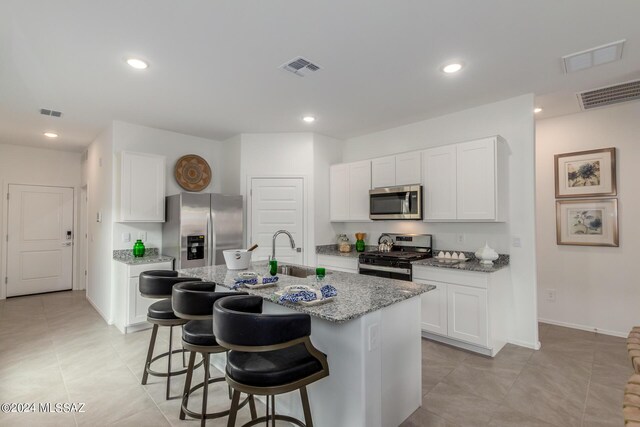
[179,262,434,427]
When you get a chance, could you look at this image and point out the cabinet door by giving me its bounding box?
[371,156,396,188]
[395,152,421,186]
[447,284,488,347]
[128,277,156,325]
[121,152,166,222]
[423,146,457,220]
[348,160,372,220]
[456,138,496,220]
[416,279,448,335]
[330,164,350,221]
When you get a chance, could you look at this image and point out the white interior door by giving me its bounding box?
[249,178,304,265]
[6,185,74,297]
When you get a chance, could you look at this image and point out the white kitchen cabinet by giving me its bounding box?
[447,284,488,347]
[117,151,166,222]
[371,152,421,188]
[316,254,358,273]
[414,265,510,356]
[418,280,448,336]
[422,145,457,220]
[371,156,396,188]
[329,160,372,222]
[113,260,173,333]
[423,136,507,222]
[395,152,422,185]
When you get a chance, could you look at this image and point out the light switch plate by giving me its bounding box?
[138,231,146,242]
[121,232,130,243]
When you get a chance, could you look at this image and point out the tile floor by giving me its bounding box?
[0,291,631,426]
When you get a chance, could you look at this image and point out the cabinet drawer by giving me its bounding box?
[128,261,173,279]
[317,255,358,273]
[412,266,488,289]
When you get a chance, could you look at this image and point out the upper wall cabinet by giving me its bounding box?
[117,151,166,222]
[330,160,372,222]
[371,152,422,188]
[423,136,507,222]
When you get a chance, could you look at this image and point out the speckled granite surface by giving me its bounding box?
[315,244,377,258]
[113,248,174,265]
[413,252,509,273]
[179,262,434,323]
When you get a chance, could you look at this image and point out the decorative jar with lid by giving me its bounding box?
[337,234,351,253]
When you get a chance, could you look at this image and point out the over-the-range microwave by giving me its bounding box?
[369,185,422,220]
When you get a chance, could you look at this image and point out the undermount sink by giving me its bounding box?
[277,264,331,279]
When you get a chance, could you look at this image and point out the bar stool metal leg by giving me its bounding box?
[142,324,159,385]
[180,351,197,420]
[167,325,174,400]
[300,386,313,427]
[201,353,210,427]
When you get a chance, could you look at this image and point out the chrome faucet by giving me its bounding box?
[271,230,296,260]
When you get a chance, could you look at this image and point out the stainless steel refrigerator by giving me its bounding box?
[162,193,243,269]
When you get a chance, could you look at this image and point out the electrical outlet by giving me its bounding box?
[121,232,131,243]
[512,236,522,247]
[368,324,380,352]
[456,234,465,244]
[138,232,146,242]
[545,289,557,302]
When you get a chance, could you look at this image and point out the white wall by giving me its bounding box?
[86,126,114,320]
[339,94,539,348]
[0,144,82,299]
[313,134,343,248]
[220,134,241,194]
[536,101,640,337]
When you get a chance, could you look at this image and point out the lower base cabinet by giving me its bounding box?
[414,265,509,356]
[113,260,173,333]
[316,254,358,273]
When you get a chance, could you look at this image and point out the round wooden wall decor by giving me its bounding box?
[174,155,212,192]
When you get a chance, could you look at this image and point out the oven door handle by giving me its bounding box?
[358,264,411,275]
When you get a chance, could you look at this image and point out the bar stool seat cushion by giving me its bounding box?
[227,343,323,388]
[148,299,179,320]
[182,320,218,346]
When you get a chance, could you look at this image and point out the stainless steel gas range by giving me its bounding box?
[358,233,432,281]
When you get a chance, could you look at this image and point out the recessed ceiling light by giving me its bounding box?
[302,116,316,123]
[126,58,148,69]
[534,107,543,114]
[43,132,58,138]
[442,63,463,74]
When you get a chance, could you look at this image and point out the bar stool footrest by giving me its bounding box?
[180,376,251,420]
[146,349,203,378]
[239,414,306,427]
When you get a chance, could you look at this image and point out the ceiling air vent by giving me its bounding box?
[578,79,640,110]
[40,108,63,118]
[280,56,321,77]
[562,40,625,74]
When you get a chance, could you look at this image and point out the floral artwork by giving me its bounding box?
[567,160,600,187]
[556,199,618,247]
[568,209,603,235]
[555,148,616,198]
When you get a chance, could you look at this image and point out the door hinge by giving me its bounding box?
[84,270,87,276]
[4,277,7,285]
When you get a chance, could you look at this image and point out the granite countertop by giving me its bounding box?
[412,251,509,273]
[179,262,434,323]
[315,244,377,258]
[113,248,174,265]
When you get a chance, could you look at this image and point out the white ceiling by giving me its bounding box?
[1,0,640,151]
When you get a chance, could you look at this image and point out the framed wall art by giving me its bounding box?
[556,198,619,247]
[554,147,616,198]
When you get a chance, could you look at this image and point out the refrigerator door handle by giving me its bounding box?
[207,213,213,266]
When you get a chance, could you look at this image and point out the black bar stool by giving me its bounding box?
[213,295,329,427]
[172,282,257,426]
[139,270,202,399]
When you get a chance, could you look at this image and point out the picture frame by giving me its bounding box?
[556,198,619,247]
[554,147,616,198]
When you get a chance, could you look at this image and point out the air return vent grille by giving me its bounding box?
[578,79,640,110]
[40,108,63,118]
[280,56,321,77]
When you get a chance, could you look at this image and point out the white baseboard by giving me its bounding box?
[538,318,628,338]
[86,295,113,325]
[508,338,541,350]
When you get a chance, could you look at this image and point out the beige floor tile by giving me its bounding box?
[421,355,461,395]
[442,362,521,403]
[594,340,631,369]
[401,406,457,427]
[0,409,77,427]
[424,382,500,427]
[487,405,557,426]
[590,361,634,390]
[582,382,624,427]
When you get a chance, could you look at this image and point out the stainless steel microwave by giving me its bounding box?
[369,185,422,220]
